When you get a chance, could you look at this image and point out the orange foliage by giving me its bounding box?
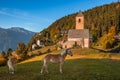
[98,26,115,49]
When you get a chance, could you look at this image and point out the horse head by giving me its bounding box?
[66,48,73,56]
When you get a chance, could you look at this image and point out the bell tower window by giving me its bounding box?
[78,19,81,23]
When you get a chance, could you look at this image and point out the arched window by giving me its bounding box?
[78,19,81,23]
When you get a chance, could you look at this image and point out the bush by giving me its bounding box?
[37,51,42,55]
[34,45,42,50]
[0,56,7,66]
[45,49,51,53]
[103,42,112,49]
[47,49,51,53]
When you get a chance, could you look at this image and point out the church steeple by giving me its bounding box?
[76,11,84,29]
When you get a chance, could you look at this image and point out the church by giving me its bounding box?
[61,11,92,48]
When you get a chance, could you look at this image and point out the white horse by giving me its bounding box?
[7,51,19,74]
[41,48,73,74]
[7,57,17,74]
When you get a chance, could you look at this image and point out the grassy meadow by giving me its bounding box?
[21,48,120,64]
[1,48,120,80]
[0,59,120,80]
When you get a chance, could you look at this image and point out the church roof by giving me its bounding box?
[68,29,90,38]
[76,11,83,17]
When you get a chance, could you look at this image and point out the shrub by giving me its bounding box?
[47,49,51,53]
[0,56,7,66]
[34,45,42,50]
[37,51,42,55]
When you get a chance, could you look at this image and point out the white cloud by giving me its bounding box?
[0,8,54,32]
[0,8,53,22]
[0,8,34,20]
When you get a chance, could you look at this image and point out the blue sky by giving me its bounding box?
[0,0,118,32]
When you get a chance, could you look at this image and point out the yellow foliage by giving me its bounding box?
[0,56,7,66]
[98,26,115,49]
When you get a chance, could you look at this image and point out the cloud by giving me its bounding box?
[0,8,52,22]
[0,10,15,17]
[0,8,53,22]
[0,8,34,20]
[0,8,54,32]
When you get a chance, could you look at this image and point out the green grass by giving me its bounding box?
[72,48,120,59]
[0,59,120,80]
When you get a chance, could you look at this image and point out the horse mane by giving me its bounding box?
[60,50,66,56]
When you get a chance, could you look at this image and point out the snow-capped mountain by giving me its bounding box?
[0,27,35,52]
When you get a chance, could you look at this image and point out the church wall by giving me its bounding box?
[84,38,89,48]
[68,38,90,48]
[68,38,82,41]
[62,38,90,48]
[62,41,75,48]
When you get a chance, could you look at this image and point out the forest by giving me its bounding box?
[27,2,120,50]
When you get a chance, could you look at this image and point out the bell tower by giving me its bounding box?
[76,11,84,29]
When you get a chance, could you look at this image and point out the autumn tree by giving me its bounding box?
[16,42,27,60]
[0,51,6,58]
[98,26,115,49]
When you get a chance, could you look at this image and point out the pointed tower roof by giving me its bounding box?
[116,0,120,9]
[77,11,83,17]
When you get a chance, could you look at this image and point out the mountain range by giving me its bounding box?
[0,27,35,52]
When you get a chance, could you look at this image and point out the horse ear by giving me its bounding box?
[66,48,70,51]
[66,48,69,53]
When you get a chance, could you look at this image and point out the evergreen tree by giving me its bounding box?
[1,51,6,58]
[16,42,27,60]
[7,48,13,57]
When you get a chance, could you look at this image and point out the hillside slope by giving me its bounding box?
[29,2,120,45]
[20,48,120,64]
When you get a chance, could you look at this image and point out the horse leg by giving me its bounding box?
[11,66,14,74]
[60,62,63,74]
[40,65,44,74]
[9,66,14,74]
[41,60,49,74]
[41,59,45,74]
[8,67,11,73]
[41,61,46,74]
[45,63,49,73]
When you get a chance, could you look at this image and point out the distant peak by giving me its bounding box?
[10,27,23,30]
[8,27,35,34]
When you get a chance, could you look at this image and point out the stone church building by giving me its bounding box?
[61,12,92,48]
